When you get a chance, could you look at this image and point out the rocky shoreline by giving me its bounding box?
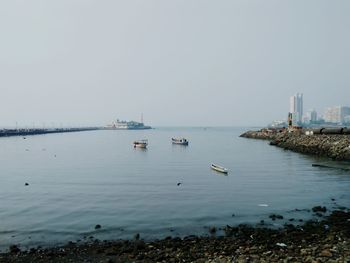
[1,208,349,263]
[240,130,350,161]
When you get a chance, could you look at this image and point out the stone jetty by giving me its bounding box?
[240,129,350,161]
[0,127,100,138]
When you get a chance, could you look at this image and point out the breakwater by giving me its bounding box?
[240,130,350,161]
[0,127,100,137]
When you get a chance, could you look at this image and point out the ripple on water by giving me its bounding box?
[0,128,349,249]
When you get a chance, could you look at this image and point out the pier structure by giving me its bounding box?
[0,127,100,137]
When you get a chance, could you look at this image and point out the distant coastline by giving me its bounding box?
[0,120,153,138]
[0,127,100,138]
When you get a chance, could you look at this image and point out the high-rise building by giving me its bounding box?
[344,115,350,124]
[304,109,317,124]
[309,109,317,123]
[289,93,303,125]
[324,106,350,124]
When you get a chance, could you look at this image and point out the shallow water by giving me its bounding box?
[0,127,349,250]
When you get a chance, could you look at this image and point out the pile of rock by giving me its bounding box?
[273,133,350,161]
[241,130,350,161]
[1,210,349,262]
[239,130,277,140]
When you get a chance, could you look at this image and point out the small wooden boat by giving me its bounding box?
[172,138,189,145]
[211,164,228,174]
[133,140,148,148]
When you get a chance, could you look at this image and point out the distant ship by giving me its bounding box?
[106,119,152,130]
[133,139,148,148]
[172,138,189,145]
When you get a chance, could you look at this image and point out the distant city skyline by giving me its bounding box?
[1,1,350,127]
[290,93,303,125]
[323,106,350,124]
[270,92,350,128]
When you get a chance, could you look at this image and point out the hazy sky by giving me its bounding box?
[0,0,349,127]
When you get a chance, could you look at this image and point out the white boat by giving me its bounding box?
[106,116,151,130]
[133,140,148,148]
[172,138,189,145]
[211,164,228,174]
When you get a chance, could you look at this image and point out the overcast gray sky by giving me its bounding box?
[0,0,349,127]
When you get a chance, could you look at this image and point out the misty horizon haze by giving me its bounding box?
[1,0,349,128]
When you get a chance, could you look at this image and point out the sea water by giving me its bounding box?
[0,127,349,250]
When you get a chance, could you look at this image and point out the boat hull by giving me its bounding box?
[211,164,228,174]
[172,138,189,146]
[134,144,147,148]
[172,141,189,146]
[106,126,152,130]
[133,140,148,148]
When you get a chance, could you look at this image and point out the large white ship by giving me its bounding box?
[106,119,152,130]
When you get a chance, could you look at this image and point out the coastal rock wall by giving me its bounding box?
[275,133,350,161]
[241,130,350,161]
[239,130,277,140]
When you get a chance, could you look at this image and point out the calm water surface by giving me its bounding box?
[0,127,349,250]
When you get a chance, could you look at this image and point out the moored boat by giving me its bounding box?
[172,138,189,145]
[211,164,228,174]
[133,140,148,148]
